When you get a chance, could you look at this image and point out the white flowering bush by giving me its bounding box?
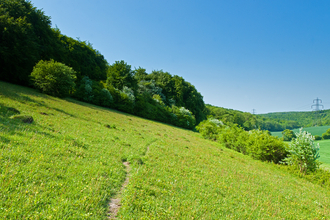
[122,86,135,103]
[179,107,192,116]
[283,128,320,173]
[196,117,223,140]
[170,106,195,129]
[208,118,224,126]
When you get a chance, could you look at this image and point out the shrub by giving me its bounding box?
[218,124,248,153]
[170,106,196,129]
[99,88,113,107]
[196,118,222,140]
[197,119,287,164]
[122,86,135,103]
[314,135,322,140]
[107,84,135,113]
[30,60,76,98]
[283,128,320,174]
[75,76,94,102]
[246,130,287,163]
[282,129,296,141]
[322,128,330,140]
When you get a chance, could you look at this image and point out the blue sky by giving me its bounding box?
[31,0,330,114]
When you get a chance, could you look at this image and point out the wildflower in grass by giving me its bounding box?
[283,128,320,173]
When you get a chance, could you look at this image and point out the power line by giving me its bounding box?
[311,97,324,126]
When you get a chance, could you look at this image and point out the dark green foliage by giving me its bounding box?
[107,60,137,91]
[0,0,54,84]
[52,32,108,81]
[282,129,296,141]
[0,0,107,85]
[1,1,203,130]
[75,77,113,107]
[314,135,322,140]
[91,82,113,107]
[146,70,206,124]
[322,128,330,140]
[30,60,76,98]
[75,76,94,102]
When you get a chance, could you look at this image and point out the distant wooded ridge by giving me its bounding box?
[260,109,330,128]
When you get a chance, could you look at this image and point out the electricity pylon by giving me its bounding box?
[311,97,323,126]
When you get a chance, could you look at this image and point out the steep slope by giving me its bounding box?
[1,81,330,219]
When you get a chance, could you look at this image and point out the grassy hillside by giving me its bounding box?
[2,81,330,219]
[272,125,330,138]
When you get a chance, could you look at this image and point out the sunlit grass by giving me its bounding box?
[1,81,330,219]
[317,139,330,170]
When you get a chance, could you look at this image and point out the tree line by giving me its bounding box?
[260,110,330,128]
[1,0,300,131]
[205,105,300,132]
[0,0,205,129]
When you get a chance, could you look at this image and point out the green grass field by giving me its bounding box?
[2,81,330,219]
[272,125,330,138]
[317,139,330,169]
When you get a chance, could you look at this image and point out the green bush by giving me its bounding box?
[246,130,287,163]
[314,135,322,140]
[282,129,296,141]
[75,76,94,102]
[30,60,76,98]
[196,119,287,164]
[170,106,196,129]
[218,124,248,153]
[196,118,222,140]
[322,128,330,140]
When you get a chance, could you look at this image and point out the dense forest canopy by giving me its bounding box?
[0,0,207,129]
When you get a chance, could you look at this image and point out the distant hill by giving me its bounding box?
[260,110,330,128]
[205,104,300,131]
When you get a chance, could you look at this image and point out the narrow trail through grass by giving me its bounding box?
[108,162,131,219]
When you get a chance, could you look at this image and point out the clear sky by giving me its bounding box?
[31,0,330,114]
